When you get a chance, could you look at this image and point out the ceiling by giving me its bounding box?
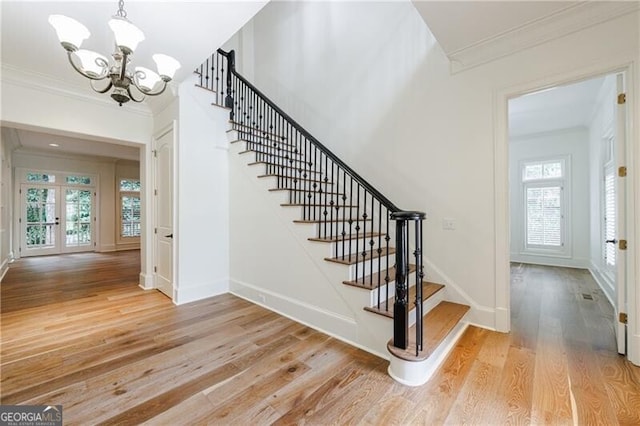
[7,127,141,161]
[1,1,267,89]
[412,1,639,72]
[412,1,578,54]
[508,76,606,138]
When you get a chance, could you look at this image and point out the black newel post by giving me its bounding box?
[391,211,426,351]
[225,50,235,117]
[393,215,409,349]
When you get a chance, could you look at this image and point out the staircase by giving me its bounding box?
[196,49,470,386]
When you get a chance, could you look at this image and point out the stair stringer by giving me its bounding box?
[228,136,396,358]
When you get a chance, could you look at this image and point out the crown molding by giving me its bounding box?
[449,2,640,74]
[1,64,154,118]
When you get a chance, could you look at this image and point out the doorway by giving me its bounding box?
[19,171,96,257]
[507,72,629,355]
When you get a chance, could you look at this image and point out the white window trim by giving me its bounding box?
[117,178,141,244]
[519,156,572,258]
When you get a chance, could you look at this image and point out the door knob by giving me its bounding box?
[165,233,173,238]
[606,239,617,244]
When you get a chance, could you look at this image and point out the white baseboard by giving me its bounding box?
[174,278,229,305]
[588,262,615,308]
[510,255,589,269]
[98,243,117,253]
[630,332,640,366]
[139,272,154,290]
[116,243,141,251]
[229,278,362,347]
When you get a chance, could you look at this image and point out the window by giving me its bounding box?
[66,175,92,185]
[521,158,568,254]
[119,179,141,238]
[27,173,55,183]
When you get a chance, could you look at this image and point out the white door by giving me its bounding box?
[21,184,60,256]
[613,74,627,355]
[154,127,174,299]
[63,187,95,253]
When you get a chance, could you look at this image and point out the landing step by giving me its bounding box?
[325,247,396,266]
[387,301,469,362]
[308,231,382,242]
[342,265,416,289]
[364,282,444,318]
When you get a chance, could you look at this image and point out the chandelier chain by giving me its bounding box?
[115,0,127,18]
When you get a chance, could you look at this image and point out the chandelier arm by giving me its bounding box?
[66,51,109,81]
[90,80,113,94]
[132,79,169,97]
[127,86,145,103]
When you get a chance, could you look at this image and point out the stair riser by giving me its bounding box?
[332,238,390,258]
[344,257,393,281]
[361,276,421,306]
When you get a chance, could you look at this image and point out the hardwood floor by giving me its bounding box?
[1,253,639,424]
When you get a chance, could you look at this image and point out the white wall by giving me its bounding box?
[0,129,14,280]
[172,76,230,304]
[509,127,590,268]
[1,67,153,146]
[235,1,639,341]
[589,76,617,303]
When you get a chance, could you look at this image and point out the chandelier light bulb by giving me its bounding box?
[152,54,181,81]
[134,67,162,92]
[74,50,109,78]
[48,15,90,52]
[108,16,145,55]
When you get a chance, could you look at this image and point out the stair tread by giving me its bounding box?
[387,301,470,362]
[282,203,358,209]
[259,175,333,185]
[309,231,383,242]
[247,162,323,175]
[239,149,304,157]
[343,265,416,289]
[294,218,372,224]
[269,188,343,195]
[325,247,396,266]
[229,120,289,140]
[364,282,445,318]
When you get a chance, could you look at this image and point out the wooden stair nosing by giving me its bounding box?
[294,218,373,224]
[282,203,358,209]
[258,175,334,185]
[363,282,445,319]
[308,231,383,243]
[387,301,470,362]
[342,265,416,289]
[325,247,396,266]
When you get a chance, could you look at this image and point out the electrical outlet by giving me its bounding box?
[443,218,455,230]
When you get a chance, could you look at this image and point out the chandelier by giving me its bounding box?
[49,0,180,106]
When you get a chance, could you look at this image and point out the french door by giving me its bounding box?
[21,184,95,257]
